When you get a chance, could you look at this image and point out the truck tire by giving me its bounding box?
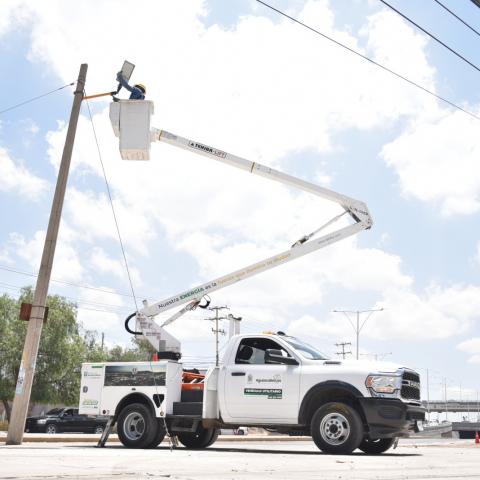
[117,403,157,449]
[358,437,395,454]
[311,402,363,455]
[177,426,219,449]
[146,419,167,448]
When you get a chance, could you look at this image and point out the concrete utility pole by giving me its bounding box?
[205,306,229,366]
[332,308,384,360]
[6,64,87,445]
[335,342,352,359]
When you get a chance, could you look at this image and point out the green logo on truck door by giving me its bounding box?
[244,388,282,399]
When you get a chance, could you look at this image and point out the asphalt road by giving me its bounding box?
[1,438,479,480]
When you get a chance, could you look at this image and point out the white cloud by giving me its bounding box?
[5,0,477,355]
[76,287,124,334]
[382,107,480,216]
[0,147,48,200]
[369,284,480,340]
[0,0,30,37]
[89,247,142,287]
[466,355,480,364]
[0,247,12,265]
[289,283,480,343]
[9,226,85,283]
[64,187,156,255]
[457,337,480,364]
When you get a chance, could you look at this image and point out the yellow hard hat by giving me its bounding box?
[135,83,146,94]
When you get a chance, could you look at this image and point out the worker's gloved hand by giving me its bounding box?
[116,71,123,82]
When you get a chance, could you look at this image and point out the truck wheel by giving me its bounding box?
[178,426,219,449]
[311,402,363,455]
[117,403,157,449]
[358,437,395,454]
[146,419,167,448]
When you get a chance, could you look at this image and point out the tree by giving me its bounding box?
[0,288,157,424]
[0,288,85,421]
[0,293,23,422]
[107,337,156,362]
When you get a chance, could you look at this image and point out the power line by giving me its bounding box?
[0,83,74,115]
[378,0,480,74]
[335,341,352,359]
[255,0,480,122]
[0,280,131,311]
[0,286,126,315]
[332,308,384,359]
[0,263,139,299]
[84,96,140,313]
[432,0,480,38]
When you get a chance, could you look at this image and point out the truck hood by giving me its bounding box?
[306,358,413,375]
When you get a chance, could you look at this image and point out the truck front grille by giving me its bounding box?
[401,370,421,400]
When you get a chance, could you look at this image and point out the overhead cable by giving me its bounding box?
[255,0,480,122]
[379,0,480,74]
[0,264,139,299]
[433,0,480,38]
[0,280,129,311]
[0,83,74,115]
[0,285,129,315]
[84,95,140,312]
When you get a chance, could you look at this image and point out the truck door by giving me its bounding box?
[222,337,300,422]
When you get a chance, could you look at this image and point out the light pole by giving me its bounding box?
[332,308,384,359]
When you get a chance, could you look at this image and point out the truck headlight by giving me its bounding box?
[366,375,399,394]
[36,419,47,424]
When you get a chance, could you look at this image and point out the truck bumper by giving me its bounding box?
[358,397,425,439]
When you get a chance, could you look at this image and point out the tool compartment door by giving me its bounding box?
[79,364,104,415]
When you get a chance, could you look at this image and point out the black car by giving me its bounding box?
[25,407,108,434]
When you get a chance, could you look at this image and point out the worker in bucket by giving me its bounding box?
[115,71,146,100]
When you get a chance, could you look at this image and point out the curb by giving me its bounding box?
[0,433,311,444]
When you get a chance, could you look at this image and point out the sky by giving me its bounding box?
[1,0,480,411]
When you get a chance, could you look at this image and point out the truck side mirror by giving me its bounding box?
[265,349,298,365]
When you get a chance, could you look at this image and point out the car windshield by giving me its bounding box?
[283,336,329,360]
[46,408,63,415]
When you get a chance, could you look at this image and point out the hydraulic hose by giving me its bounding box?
[124,312,141,335]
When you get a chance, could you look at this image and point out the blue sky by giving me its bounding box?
[1,0,480,410]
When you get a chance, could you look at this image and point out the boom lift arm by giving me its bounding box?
[111,101,373,358]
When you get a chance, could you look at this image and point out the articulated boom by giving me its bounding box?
[111,101,373,355]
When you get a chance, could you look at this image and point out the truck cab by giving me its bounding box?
[80,332,424,454]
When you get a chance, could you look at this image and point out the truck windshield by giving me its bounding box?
[283,337,329,360]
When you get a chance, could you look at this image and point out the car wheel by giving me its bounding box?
[358,437,395,454]
[117,403,157,449]
[178,426,219,449]
[311,402,363,455]
[46,424,58,434]
[94,426,104,435]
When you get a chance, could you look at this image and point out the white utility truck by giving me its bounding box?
[79,83,424,454]
[80,332,424,454]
